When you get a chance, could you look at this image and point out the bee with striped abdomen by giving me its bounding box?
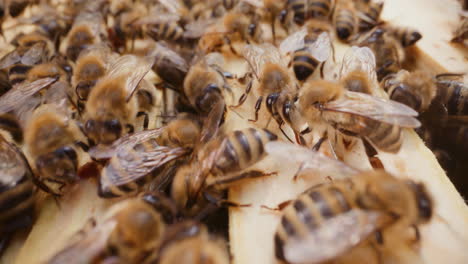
[0,32,54,85]
[356,0,384,32]
[171,127,278,214]
[297,79,421,153]
[266,142,433,264]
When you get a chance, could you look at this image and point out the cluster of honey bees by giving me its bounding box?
[0,0,466,263]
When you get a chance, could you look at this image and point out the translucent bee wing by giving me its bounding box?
[0,77,57,114]
[323,91,421,128]
[309,32,332,62]
[283,209,382,264]
[265,142,359,179]
[100,146,188,188]
[243,43,284,77]
[240,0,264,8]
[200,101,225,143]
[279,27,307,55]
[106,54,154,101]
[0,137,28,185]
[340,46,377,83]
[89,128,166,159]
[21,42,48,66]
[183,19,217,39]
[133,13,180,26]
[48,219,117,264]
[158,0,186,15]
[0,49,21,69]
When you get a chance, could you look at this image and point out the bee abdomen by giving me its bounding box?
[0,175,35,234]
[214,128,277,174]
[292,50,319,81]
[308,0,332,18]
[366,122,402,153]
[0,114,23,143]
[151,23,184,42]
[442,82,468,115]
[335,9,356,41]
[8,64,31,85]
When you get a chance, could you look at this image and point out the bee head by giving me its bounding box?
[35,146,78,195]
[85,118,122,145]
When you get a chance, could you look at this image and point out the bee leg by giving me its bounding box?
[320,61,326,79]
[261,200,292,212]
[137,111,149,129]
[248,96,263,122]
[230,79,253,109]
[271,17,277,45]
[203,191,251,208]
[293,162,306,181]
[278,123,294,143]
[125,124,134,133]
[312,136,327,151]
[206,170,277,189]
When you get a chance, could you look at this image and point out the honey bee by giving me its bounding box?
[24,102,86,196]
[151,42,189,92]
[84,54,154,145]
[333,0,358,42]
[355,28,404,81]
[297,79,421,153]
[356,0,384,32]
[281,29,332,82]
[268,160,432,263]
[0,134,35,245]
[339,46,379,95]
[72,45,115,112]
[222,10,263,44]
[65,8,107,61]
[171,127,278,213]
[286,0,334,25]
[158,221,229,264]
[382,24,423,47]
[0,33,54,85]
[48,198,166,264]
[88,127,191,198]
[183,53,230,117]
[451,16,467,45]
[382,70,437,114]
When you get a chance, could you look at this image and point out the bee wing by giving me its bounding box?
[106,54,154,102]
[340,46,377,83]
[265,142,359,179]
[47,220,117,264]
[158,0,185,14]
[20,42,48,66]
[240,0,264,7]
[283,209,383,264]
[308,32,332,62]
[134,13,180,26]
[200,101,225,143]
[0,49,21,69]
[183,19,217,39]
[89,128,166,159]
[0,77,57,114]
[279,27,308,55]
[243,43,284,77]
[323,91,421,128]
[101,146,188,187]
